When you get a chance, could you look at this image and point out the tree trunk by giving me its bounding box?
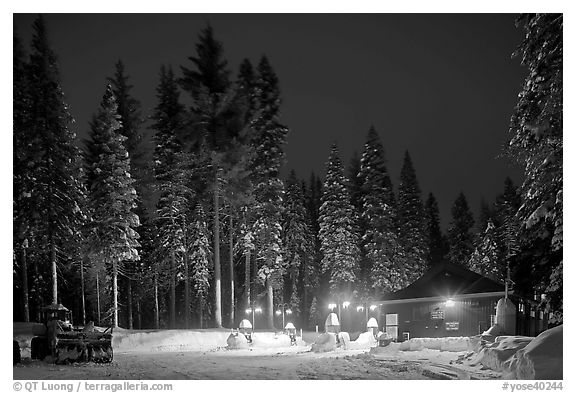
[127,277,133,329]
[136,294,142,330]
[266,280,274,329]
[96,271,101,326]
[21,242,30,322]
[199,296,204,329]
[184,245,190,329]
[229,214,235,327]
[245,249,251,309]
[213,171,222,328]
[154,270,160,329]
[113,261,119,328]
[80,257,86,325]
[50,240,58,304]
[170,249,176,328]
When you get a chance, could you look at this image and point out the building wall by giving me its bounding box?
[378,297,500,340]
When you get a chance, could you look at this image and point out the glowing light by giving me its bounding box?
[445,299,455,307]
[275,310,282,316]
[328,303,337,310]
[356,306,364,312]
[369,305,378,311]
[286,309,292,315]
[255,307,262,313]
[342,301,350,309]
[245,308,252,314]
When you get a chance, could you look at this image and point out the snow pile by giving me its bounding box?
[113,329,231,352]
[507,325,563,380]
[226,333,249,350]
[311,332,337,353]
[348,331,377,349]
[251,333,292,348]
[337,332,351,349]
[398,337,471,352]
[470,336,533,372]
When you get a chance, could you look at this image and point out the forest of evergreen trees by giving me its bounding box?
[13,14,563,330]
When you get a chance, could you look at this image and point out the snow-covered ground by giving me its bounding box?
[13,325,562,380]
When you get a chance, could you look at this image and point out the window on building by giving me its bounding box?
[385,313,398,340]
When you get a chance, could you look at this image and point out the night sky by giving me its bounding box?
[13,13,527,229]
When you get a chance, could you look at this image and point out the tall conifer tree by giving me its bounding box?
[397,151,427,280]
[251,56,288,328]
[24,16,86,308]
[319,144,359,296]
[447,192,475,266]
[86,85,140,327]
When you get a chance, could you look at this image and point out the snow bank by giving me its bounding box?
[337,332,351,349]
[113,329,232,352]
[507,325,563,380]
[311,333,337,353]
[348,331,377,349]
[226,333,249,350]
[470,336,534,372]
[251,333,292,348]
[398,337,471,352]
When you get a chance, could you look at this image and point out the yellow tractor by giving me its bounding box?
[30,304,113,364]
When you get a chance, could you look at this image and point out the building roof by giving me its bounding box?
[380,261,505,301]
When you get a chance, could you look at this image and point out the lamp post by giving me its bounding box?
[245,306,262,332]
[275,304,292,330]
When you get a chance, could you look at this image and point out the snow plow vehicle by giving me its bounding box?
[30,304,113,364]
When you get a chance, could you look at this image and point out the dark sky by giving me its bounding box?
[14,13,526,229]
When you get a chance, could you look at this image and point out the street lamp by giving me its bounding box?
[245,306,262,331]
[275,304,292,330]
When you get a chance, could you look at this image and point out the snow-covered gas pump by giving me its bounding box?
[239,319,253,343]
[285,322,297,345]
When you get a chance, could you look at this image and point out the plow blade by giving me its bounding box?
[55,332,113,364]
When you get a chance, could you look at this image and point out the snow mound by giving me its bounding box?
[337,332,351,349]
[348,331,377,349]
[470,336,533,371]
[226,333,249,350]
[113,329,231,352]
[251,333,292,348]
[311,332,337,353]
[507,325,562,380]
[369,342,401,355]
[399,337,470,352]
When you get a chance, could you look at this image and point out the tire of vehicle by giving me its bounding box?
[31,336,48,360]
[13,340,21,365]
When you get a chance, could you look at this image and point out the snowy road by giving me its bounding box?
[14,349,435,380]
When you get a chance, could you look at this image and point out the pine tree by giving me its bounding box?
[282,170,315,324]
[151,65,191,328]
[424,193,447,266]
[86,85,140,327]
[308,296,321,330]
[358,127,406,295]
[107,60,144,159]
[319,144,360,296]
[508,14,562,321]
[251,56,288,329]
[13,30,32,321]
[189,204,212,328]
[23,16,87,309]
[468,219,505,282]
[397,151,427,280]
[179,24,234,328]
[478,198,493,233]
[447,192,475,266]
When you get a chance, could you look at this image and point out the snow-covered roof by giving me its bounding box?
[285,322,295,329]
[379,261,506,302]
[239,319,252,329]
